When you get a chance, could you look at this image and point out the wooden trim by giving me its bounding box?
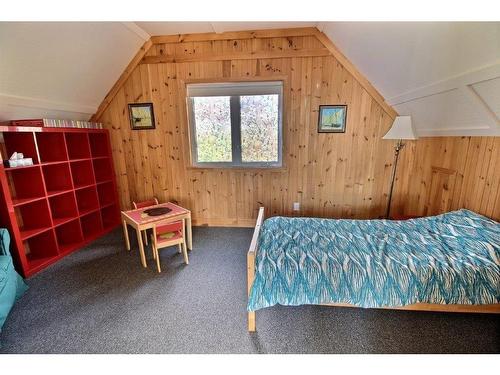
[182,76,289,85]
[150,27,318,44]
[140,48,331,65]
[322,302,500,314]
[92,38,153,121]
[312,28,398,120]
[180,76,290,172]
[192,217,257,228]
[248,207,265,332]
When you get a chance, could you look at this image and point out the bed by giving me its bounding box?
[246,208,500,331]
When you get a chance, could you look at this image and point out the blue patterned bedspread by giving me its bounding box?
[248,209,500,311]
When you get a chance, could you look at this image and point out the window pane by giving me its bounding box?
[193,96,232,162]
[240,95,279,163]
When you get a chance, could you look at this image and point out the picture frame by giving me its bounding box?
[128,103,156,130]
[318,105,347,133]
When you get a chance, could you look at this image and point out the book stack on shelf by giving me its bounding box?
[0,124,120,277]
[8,118,103,129]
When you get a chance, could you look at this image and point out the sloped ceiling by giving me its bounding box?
[1,21,498,136]
[0,22,146,121]
[319,22,500,136]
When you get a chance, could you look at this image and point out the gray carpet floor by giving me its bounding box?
[0,227,498,354]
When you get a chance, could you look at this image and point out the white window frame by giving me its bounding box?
[186,81,283,168]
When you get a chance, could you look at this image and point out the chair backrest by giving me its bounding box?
[132,197,159,209]
[153,219,184,245]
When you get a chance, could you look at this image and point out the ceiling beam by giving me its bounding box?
[387,61,500,106]
[140,48,331,65]
[150,27,318,44]
[313,28,398,120]
[121,22,151,41]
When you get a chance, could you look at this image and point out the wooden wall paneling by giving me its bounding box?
[481,138,499,217]
[392,136,499,221]
[308,56,324,216]
[425,167,458,215]
[106,93,130,209]
[95,31,498,225]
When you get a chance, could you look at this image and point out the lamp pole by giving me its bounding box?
[385,139,404,219]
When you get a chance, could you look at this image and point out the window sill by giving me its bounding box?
[186,165,288,172]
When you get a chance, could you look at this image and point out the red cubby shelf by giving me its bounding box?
[15,198,52,240]
[5,166,46,206]
[76,186,99,216]
[49,191,78,227]
[55,218,84,255]
[97,181,115,207]
[70,159,95,188]
[0,125,120,277]
[89,133,108,157]
[2,132,39,164]
[92,157,112,183]
[80,211,102,240]
[36,132,68,163]
[65,132,91,160]
[101,204,119,230]
[24,229,59,272]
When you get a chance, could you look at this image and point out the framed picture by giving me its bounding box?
[318,105,347,133]
[128,103,156,130]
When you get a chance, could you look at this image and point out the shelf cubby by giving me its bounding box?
[35,132,68,163]
[89,132,109,157]
[92,157,112,183]
[65,132,91,160]
[49,191,78,227]
[97,181,115,207]
[75,186,99,215]
[70,159,95,188]
[101,204,118,230]
[0,126,118,277]
[42,162,73,196]
[55,218,84,254]
[6,166,46,206]
[24,229,58,271]
[2,132,39,164]
[14,198,52,240]
[80,211,102,240]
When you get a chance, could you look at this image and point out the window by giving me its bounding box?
[187,81,283,168]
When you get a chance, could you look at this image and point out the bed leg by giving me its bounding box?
[247,207,263,333]
[248,311,256,332]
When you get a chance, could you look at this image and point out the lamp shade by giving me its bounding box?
[383,116,418,140]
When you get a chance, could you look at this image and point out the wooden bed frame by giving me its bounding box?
[247,207,500,332]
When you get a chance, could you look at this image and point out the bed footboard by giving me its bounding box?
[247,207,264,332]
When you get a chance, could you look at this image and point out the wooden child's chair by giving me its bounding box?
[132,197,159,246]
[151,219,189,273]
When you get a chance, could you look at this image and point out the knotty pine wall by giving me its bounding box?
[97,35,397,226]
[391,136,499,221]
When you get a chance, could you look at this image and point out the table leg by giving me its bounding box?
[122,219,131,251]
[186,212,193,250]
[136,228,147,268]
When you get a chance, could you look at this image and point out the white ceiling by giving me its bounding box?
[0,22,146,121]
[0,21,498,136]
[319,22,500,136]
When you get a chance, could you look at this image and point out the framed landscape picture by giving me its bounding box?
[128,103,156,130]
[318,105,347,133]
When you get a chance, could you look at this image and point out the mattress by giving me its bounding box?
[247,209,500,311]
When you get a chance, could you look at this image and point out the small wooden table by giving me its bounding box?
[121,202,192,268]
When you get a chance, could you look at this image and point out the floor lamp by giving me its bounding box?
[382,116,418,218]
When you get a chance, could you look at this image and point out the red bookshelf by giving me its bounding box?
[0,125,120,277]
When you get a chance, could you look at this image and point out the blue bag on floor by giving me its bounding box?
[0,228,28,333]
